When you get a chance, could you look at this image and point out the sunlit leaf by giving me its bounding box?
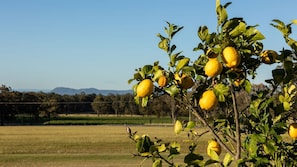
[176,58,190,72]
[152,159,162,167]
[292,19,297,25]
[164,85,180,97]
[229,21,246,37]
[158,144,166,153]
[223,153,233,167]
[174,120,183,135]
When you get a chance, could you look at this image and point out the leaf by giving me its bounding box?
[141,96,149,107]
[245,26,265,41]
[185,121,196,130]
[292,19,297,25]
[158,144,166,153]
[152,69,163,82]
[216,4,228,25]
[214,83,229,102]
[184,153,204,166]
[174,120,183,135]
[198,26,209,41]
[223,153,233,167]
[207,149,220,161]
[244,79,252,93]
[152,159,162,167]
[164,85,180,97]
[176,58,190,72]
[229,21,246,37]
[272,69,285,84]
[283,101,290,111]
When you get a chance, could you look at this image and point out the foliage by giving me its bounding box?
[128,0,297,166]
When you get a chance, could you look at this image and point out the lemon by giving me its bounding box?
[136,79,154,97]
[289,123,297,139]
[199,90,218,111]
[222,46,241,68]
[158,75,167,88]
[207,140,221,156]
[204,58,223,78]
[260,50,278,64]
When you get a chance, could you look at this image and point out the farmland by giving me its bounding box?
[0,125,212,167]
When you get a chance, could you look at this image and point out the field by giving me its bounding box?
[0,125,212,167]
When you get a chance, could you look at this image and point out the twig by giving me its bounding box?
[230,85,241,161]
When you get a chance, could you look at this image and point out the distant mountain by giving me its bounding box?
[51,87,132,95]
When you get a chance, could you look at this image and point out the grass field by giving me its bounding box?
[0,125,212,167]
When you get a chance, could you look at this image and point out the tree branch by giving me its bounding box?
[230,85,241,161]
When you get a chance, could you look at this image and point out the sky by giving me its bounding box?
[0,0,296,91]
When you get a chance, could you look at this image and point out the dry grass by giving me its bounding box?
[0,125,213,167]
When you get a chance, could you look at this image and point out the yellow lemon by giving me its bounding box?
[260,50,278,64]
[204,58,223,78]
[207,140,221,156]
[222,46,241,68]
[199,90,218,111]
[136,79,154,97]
[289,123,297,140]
[158,75,167,88]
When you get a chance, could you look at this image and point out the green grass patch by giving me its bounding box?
[0,125,211,167]
[44,115,178,125]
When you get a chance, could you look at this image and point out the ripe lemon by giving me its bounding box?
[222,46,241,68]
[158,75,167,88]
[289,123,297,139]
[204,58,223,78]
[136,79,154,97]
[260,50,278,64]
[199,90,218,111]
[207,140,221,156]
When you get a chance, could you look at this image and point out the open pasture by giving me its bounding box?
[0,125,211,167]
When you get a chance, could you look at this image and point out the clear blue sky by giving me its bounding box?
[0,0,296,90]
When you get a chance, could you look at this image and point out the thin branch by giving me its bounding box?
[190,107,236,158]
[230,85,241,161]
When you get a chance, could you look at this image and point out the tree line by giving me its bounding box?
[0,85,179,125]
[0,83,284,125]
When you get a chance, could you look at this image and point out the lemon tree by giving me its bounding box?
[127,0,297,166]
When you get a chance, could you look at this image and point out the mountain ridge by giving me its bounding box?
[15,87,133,95]
[51,87,132,95]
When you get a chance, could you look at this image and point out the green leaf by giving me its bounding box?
[152,159,162,167]
[245,26,265,41]
[223,153,233,167]
[272,69,285,84]
[174,120,183,135]
[229,21,246,37]
[164,85,180,97]
[198,26,209,41]
[216,4,228,25]
[292,19,297,25]
[142,65,153,75]
[176,58,190,72]
[185,121,196,130]
[283,101,290,111]
[141,96,149,107]
[158,144,166,153]
[214,83,229,102]
[184,153,204,166]
[152,69,163,82]
[244,79,252,93]
[208,149,220,161]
